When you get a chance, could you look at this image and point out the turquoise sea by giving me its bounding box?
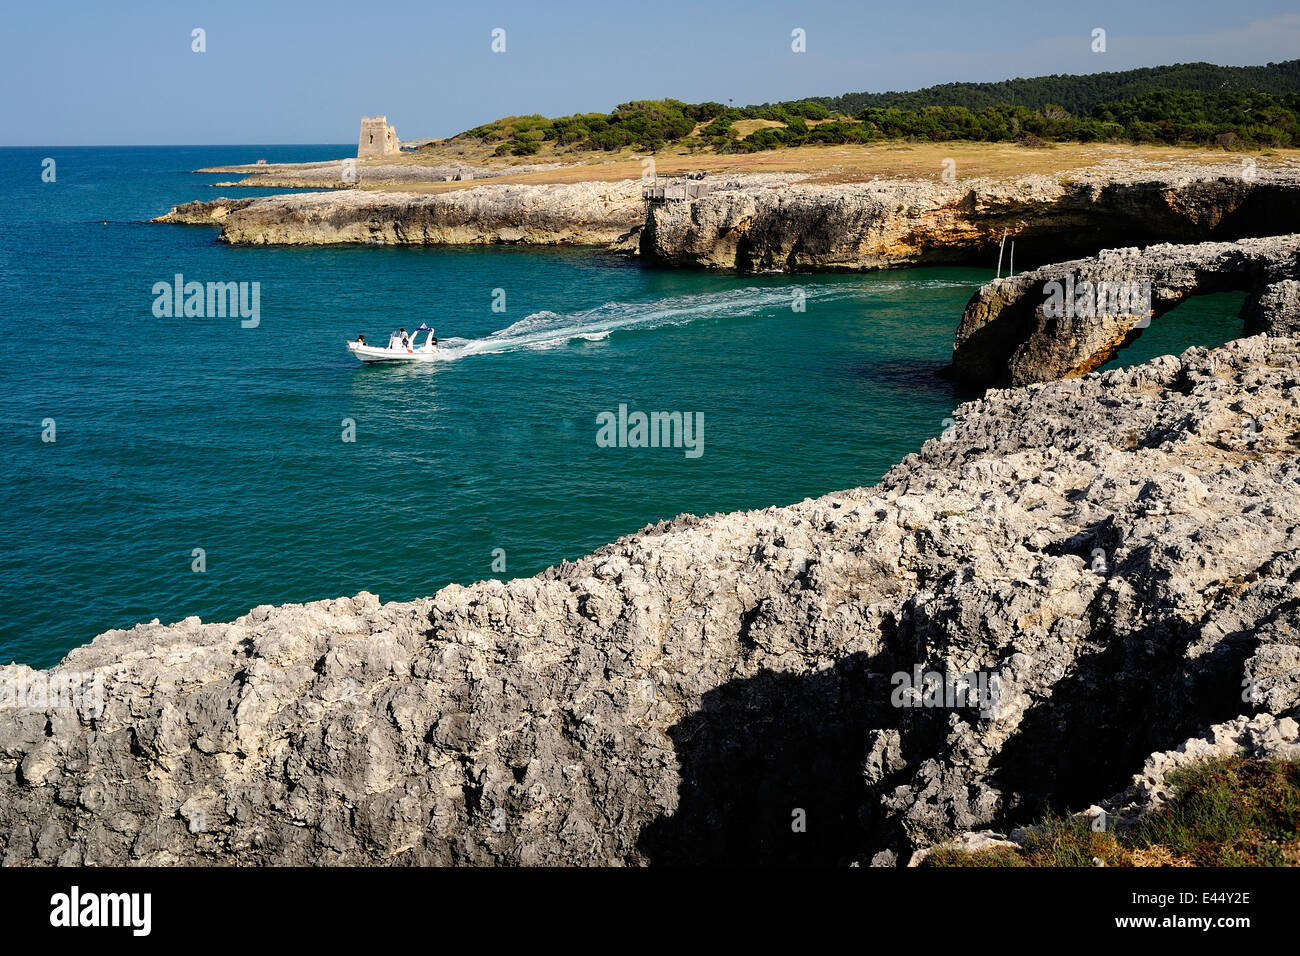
[0,146,1244,667]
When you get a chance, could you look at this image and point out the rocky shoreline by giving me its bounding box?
[155,180,647,248]
[18,153,1298,866]
[953,234,1300,386]
[642,161,1300,271]
[152,158,1300,394]
[155,160,1300,272]
[3,333,1299,865]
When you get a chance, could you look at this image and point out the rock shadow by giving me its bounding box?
[637,651,890,866]
[990,619,1257,824]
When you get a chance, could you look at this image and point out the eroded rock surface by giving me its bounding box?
[3,335,1300,865]
[953,234,1300,387]
[154,180,647,248]
[643,161,1300,271]
[155,161,1300,266]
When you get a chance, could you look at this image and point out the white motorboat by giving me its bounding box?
[347,324,443,362]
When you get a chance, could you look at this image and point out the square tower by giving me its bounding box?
[358,116,400,157]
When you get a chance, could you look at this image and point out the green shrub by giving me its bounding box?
[924,757,1300,867]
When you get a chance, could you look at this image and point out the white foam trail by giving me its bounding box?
[430,286,853,361]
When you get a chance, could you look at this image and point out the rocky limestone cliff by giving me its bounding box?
[953,234,1300,387]
[3,334,1299,866]
[157,197,257,226]
[155,161,1300,270]
[154,181,647,248]
[642,161,1300,272]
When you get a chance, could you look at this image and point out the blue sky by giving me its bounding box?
[3,0,1298,145]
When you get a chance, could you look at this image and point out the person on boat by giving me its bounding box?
[354,333,366,345]
[399,328,410,349]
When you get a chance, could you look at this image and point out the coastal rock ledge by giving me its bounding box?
[153,180,647,248]
[953,234,1300,387]
[4,334,1300,865]
[154,162,1300,268]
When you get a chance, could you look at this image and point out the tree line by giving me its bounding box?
[450,60,1300,156]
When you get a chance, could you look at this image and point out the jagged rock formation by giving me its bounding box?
[156,161,1300,269]
[157,198,256,226]
[1244,279,1300,337]
[3,334,1300,866]
[952,234,1300,387]
[642,161,1300,271]
[153,181,645,247]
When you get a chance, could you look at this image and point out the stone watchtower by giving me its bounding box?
[358,116,400,157]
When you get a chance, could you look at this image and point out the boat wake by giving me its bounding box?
[429,285,855,361]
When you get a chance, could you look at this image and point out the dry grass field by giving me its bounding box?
[360,140,1300,194]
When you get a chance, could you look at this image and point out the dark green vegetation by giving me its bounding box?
[814,59,1300,116]
[924,757,1300,867]
[447,60,1300,156]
